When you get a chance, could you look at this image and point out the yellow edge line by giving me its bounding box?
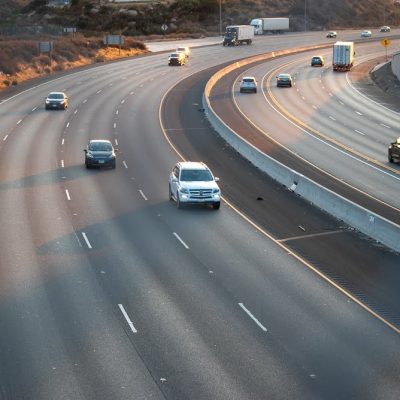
[159,56,400,336]
[267,64,400,176]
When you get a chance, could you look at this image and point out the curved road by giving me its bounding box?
[232,41,400,212]
[0,31,399,399]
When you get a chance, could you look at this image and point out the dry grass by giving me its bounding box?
[0,35,147,90]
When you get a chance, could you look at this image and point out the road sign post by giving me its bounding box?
[380,38,391,61]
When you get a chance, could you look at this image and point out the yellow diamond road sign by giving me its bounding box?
[381,38,391,47]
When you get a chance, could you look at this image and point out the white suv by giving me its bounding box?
[169,162,221,209]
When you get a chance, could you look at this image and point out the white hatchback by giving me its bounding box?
[239,76,257,93]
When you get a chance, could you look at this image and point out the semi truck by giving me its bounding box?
[223,25,254,46]
[250,18,289,35]
[332,41,355,71]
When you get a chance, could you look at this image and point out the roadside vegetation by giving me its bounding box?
[0,0,399,90]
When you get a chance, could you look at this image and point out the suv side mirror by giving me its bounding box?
[84,149,87,153]
[214,177,220,182]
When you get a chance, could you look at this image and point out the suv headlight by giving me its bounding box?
[179,187,189,194]
[86,152,94,158]
[212,188,220,194]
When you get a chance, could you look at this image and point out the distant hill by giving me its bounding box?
[1,0,399,36]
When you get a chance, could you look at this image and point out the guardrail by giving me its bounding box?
[203,45,400,253]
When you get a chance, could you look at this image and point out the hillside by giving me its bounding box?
[1,0,399,36]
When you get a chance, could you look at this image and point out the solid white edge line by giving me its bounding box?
[238,303,267,332]
[123,161,128,169]
[81,232,92,249]
[139,190,148,201]
[118,304,137,333]
[173,232,189,249]
[65,189,71,201]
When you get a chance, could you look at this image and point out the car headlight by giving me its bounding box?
[212,188,220,194]
[86,152,94,158]
[179,187,189,194]
[45,99,50,103]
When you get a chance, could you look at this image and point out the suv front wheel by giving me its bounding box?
[213,202,220,210]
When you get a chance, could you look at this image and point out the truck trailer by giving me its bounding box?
[332,41,355,71]
[223,25,254,46]
[250,18,289,35]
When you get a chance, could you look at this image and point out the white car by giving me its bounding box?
[239,76,257,93]
[361,30,372,37]
[176,46,191,58]
[169,162,221,209]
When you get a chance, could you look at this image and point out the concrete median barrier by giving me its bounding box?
[203,47,400,253]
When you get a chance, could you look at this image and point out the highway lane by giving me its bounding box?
[232,41,400,211]
[0,31,400,398]
[209,42,400,225]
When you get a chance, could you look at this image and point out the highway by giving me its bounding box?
[231,41,400,212]
[0,30,399,399]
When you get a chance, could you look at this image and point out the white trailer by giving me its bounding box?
[250,18,289,35]
[332,41,355,71]
[223,25,254,46]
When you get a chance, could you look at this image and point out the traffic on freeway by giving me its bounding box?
[0,28,399,399]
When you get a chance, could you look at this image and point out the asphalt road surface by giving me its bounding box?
[0,30,399,399]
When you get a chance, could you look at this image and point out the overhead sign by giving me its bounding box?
[161,23,168,32]
[380,38,391,47]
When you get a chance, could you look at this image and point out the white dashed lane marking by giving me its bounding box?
[123,161,128,169]
[355,111,363,116]
[173,232,189,249]
[82,232,92,249]
[3,135,8,141]
[139,190,148,201]
[118,304,137,334]
[355,129,365,136]
[17,119,22,125]
[65,189,71,201]
[238,303,268,332]
[380,123,391,129]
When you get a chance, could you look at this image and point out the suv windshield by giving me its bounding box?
[89,142,112,151]
[48,93,64,99]
[180,169,213,181]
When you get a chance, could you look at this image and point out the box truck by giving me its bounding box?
[332,41,355,71]
[223,25,254,46]
[250,18,289,35]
